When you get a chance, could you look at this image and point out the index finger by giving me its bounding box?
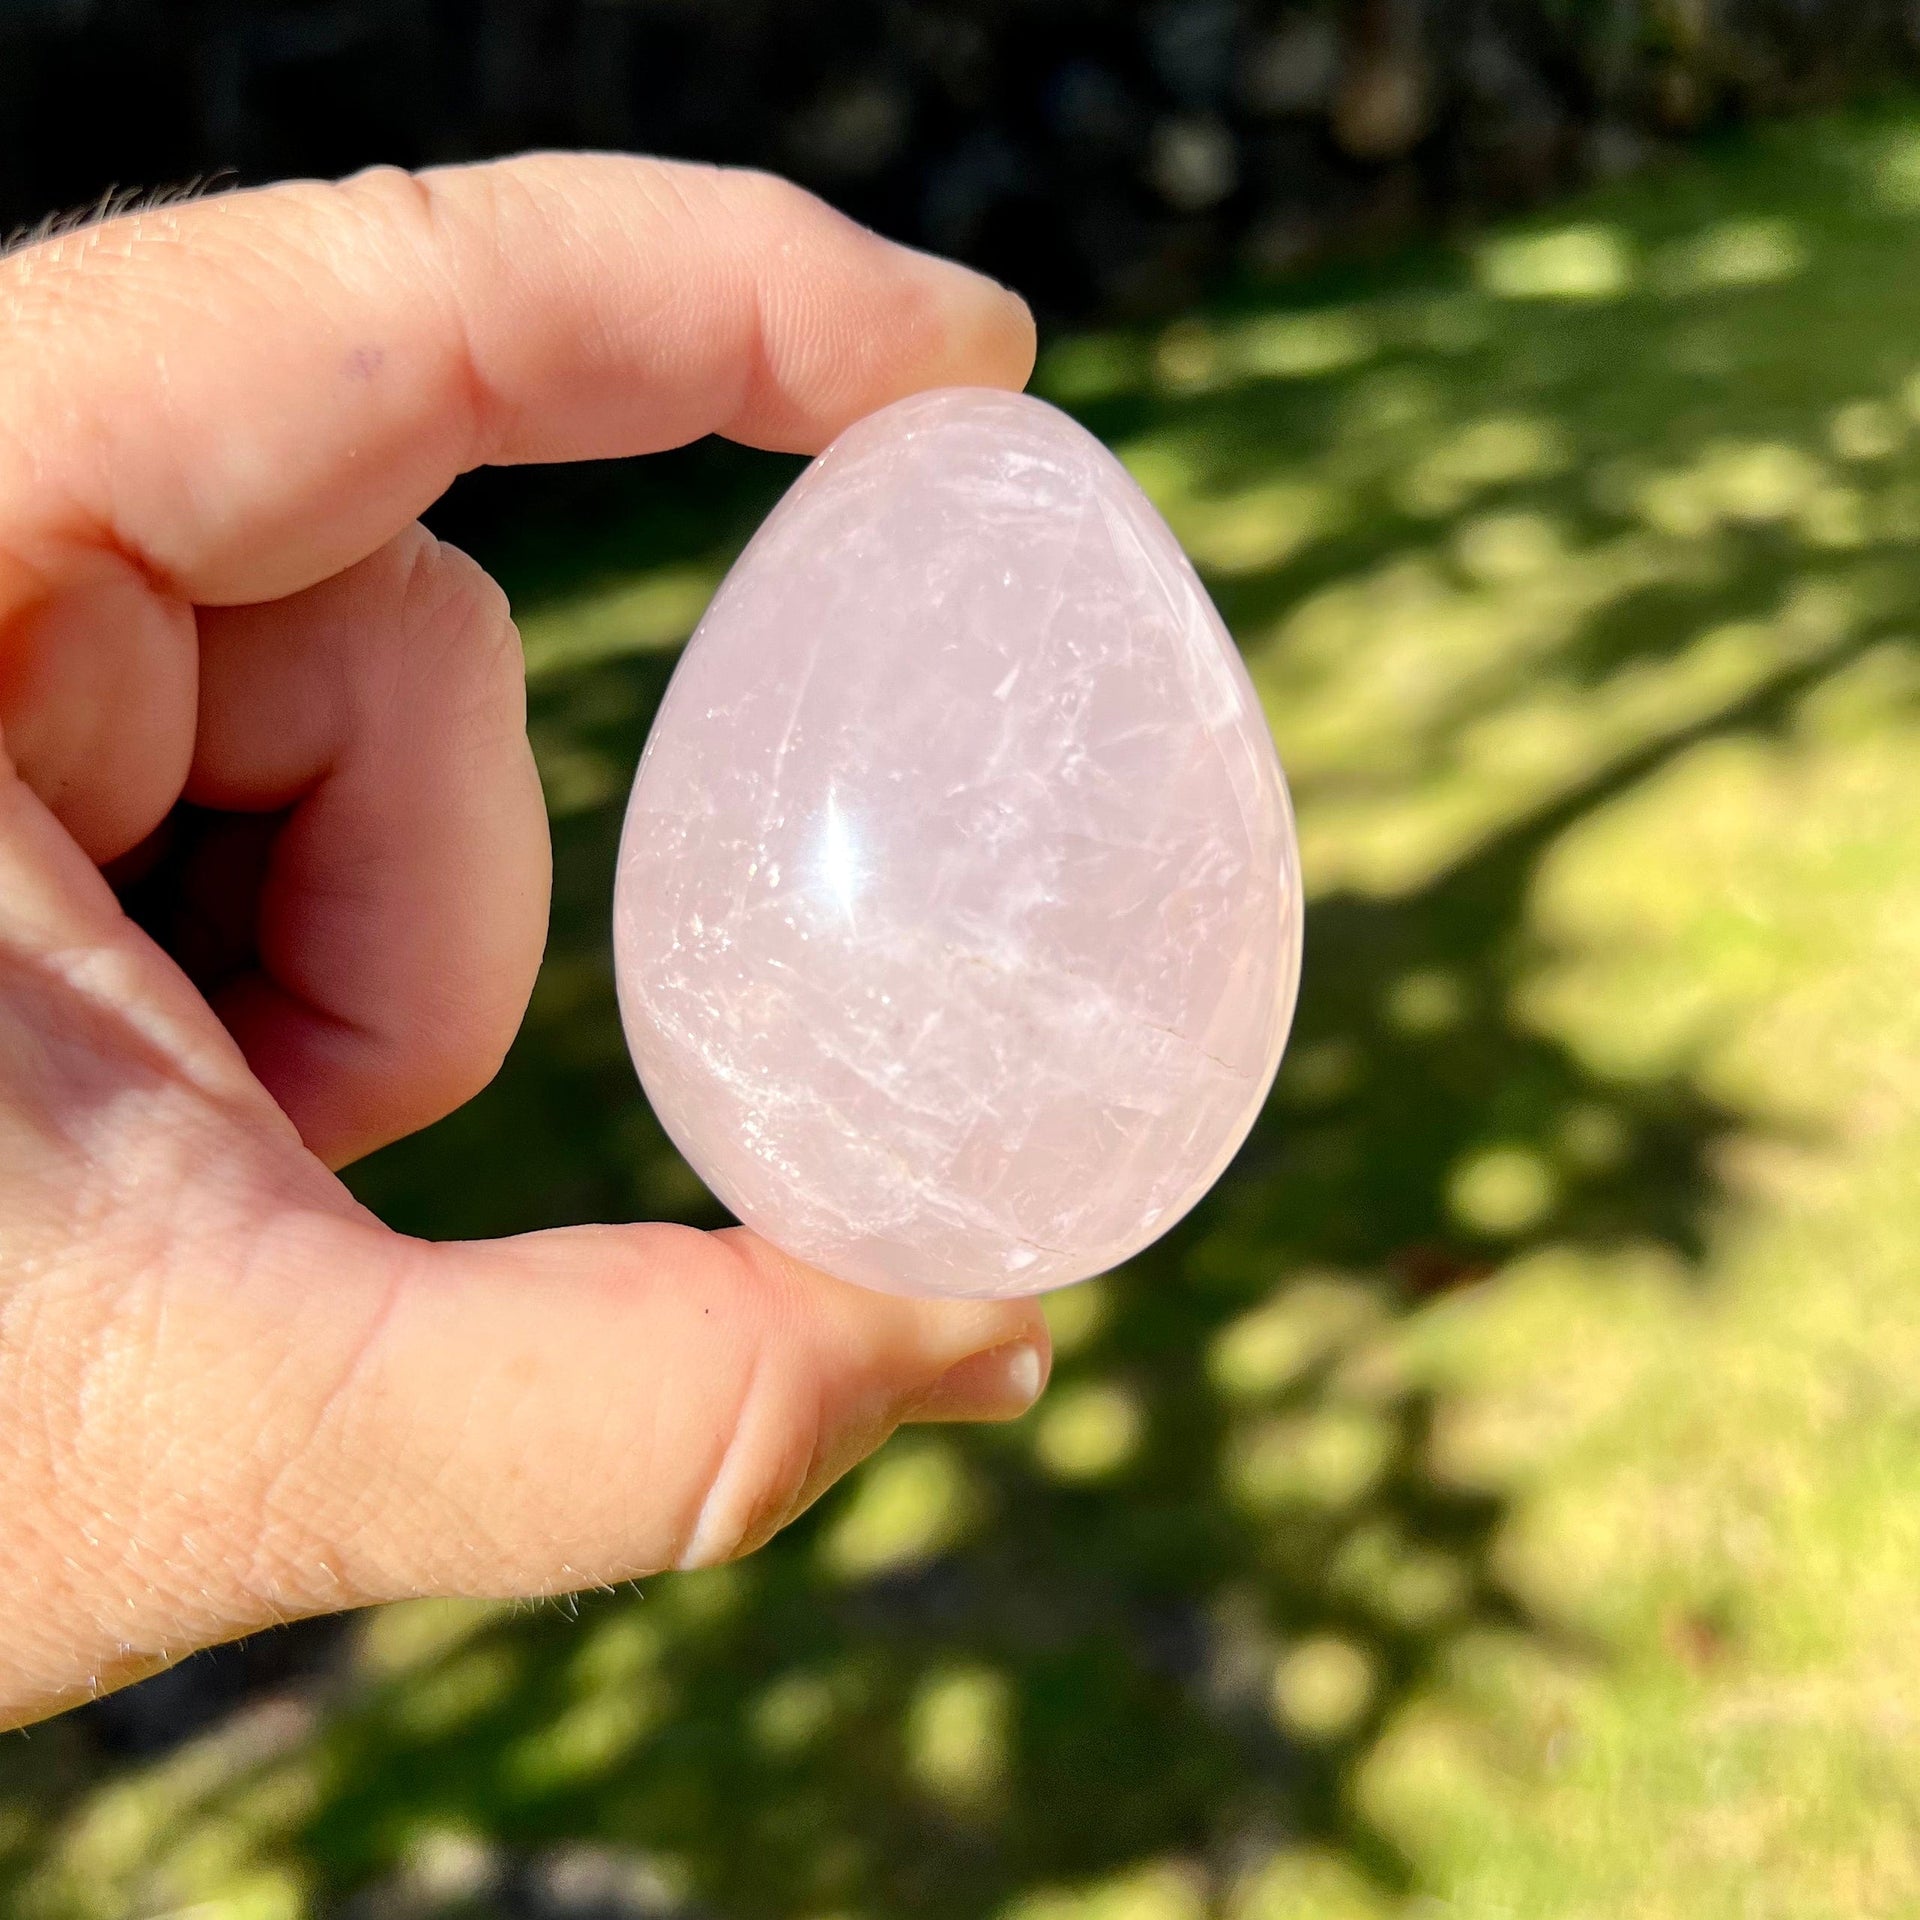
[0,154,1036,606]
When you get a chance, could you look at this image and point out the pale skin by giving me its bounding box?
[0,153,1052,1730]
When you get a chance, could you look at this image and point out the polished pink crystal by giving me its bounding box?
[614,387,1302,1299]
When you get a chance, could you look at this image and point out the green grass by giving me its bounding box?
[18,99,1920,1918]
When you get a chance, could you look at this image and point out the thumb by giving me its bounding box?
[290,1219,1052,1598]
[4,1202,1048,1726]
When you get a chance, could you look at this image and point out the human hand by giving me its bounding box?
[0,155,1049,1729]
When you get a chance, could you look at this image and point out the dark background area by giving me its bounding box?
[14,0,1918,578]
[9,0,1920,327]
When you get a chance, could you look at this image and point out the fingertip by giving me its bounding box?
[908,249,1038,396]
[711,173,1037,451]
[667,1234,1051,1569]
[906,1335,1051,1425]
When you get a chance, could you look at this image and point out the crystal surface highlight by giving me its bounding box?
[614,387,1302,1298]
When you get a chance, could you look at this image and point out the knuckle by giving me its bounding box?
[671,1240,824,1569]
[330,162,440,243]
[726,164,811,215]
[676,162,828,246]
[326,166,510,458]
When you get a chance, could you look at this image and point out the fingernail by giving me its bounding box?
[910,1340,1048,1424]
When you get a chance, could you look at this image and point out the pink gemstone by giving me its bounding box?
[614,387,1302,1298]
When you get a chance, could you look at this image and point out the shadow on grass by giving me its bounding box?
[16,101,1920,1920]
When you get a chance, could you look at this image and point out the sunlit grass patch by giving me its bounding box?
[518,561,720,680]
[1653,216,1809,293]
[1474,223,1636,302]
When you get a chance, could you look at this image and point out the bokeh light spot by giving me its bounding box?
[1830,398,1906,462]
[355,1598,507,1678]
[1398,414,1573,515]
[1003,1860,1208,1920]
[1278,1036,1364,1104]
[1561,1102,1629,1172]
[1658,217,1808,293]
[1153,319,1222,392]
[1234,308,1378,380]
[1448,1144,1558,1237]
[1180,479,1346,575]
[397,1826,499,1907]
[1038,333,1150,406]
[819,1439,976,1579]
[1043,1276,1112,1357]
[1475,224,1634,302]
[1634,439,1827,535]
[1271,1636,1378,1740]
[1386,968,1465,1035]
[906,1665,1012,1807]
[506,1686,661,1794]
[1452,509,1567,584]
[1229,1407,1392,1512]
[389,1644,520,1741]
[1876,129,1920,211]
[751,1671,840,1757]
[1033,1381,1145,1482]
[570,1610,662,1692]
[1210,1278,1381,1399]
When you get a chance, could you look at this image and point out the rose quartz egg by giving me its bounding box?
[614,387,1301,1298]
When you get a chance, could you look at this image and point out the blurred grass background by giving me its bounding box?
[17,84,1920,1920]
